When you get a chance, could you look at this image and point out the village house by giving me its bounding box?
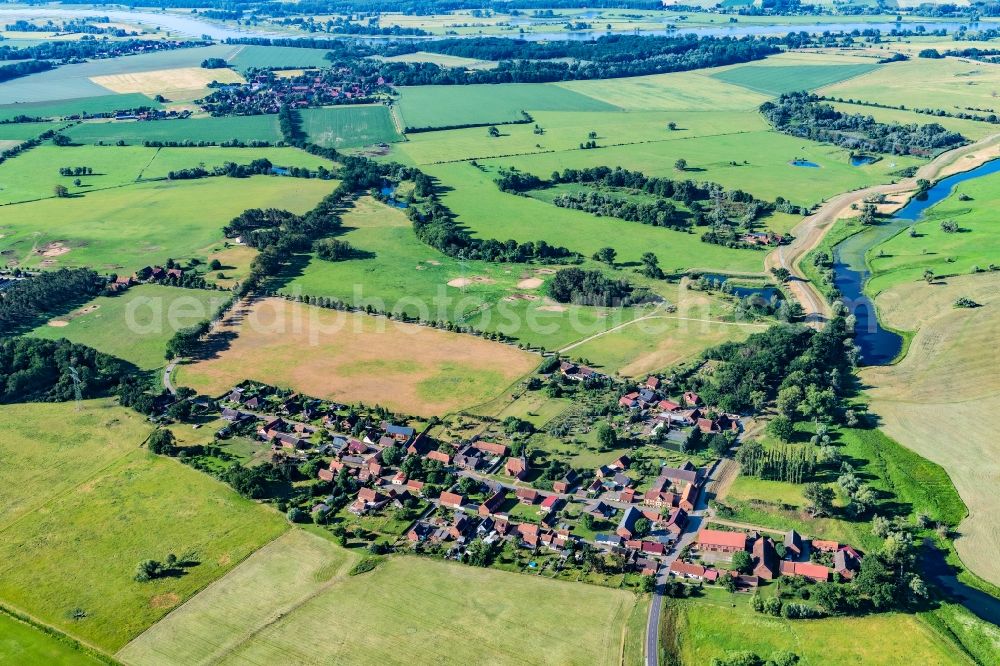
[664,507,688,537]
[669,560,719,582]
[661,461,701,487]
[834,546,862,580]
[812,539,839,552]
[406,479,425,496]
[516,487,539,505]
[384,424,415,442]
[479,489,507,517]
[505,456,529,480]
[697,529,747,554]
[586,500,615,519]
[452,446,483,471]
[552,469,578,493]
[539,495,561,514]
[751,536,779,579]
[472,441,508,457]
[616,506,644,540]
[679,482,699,512]
[439,491,465,510]
[780,560,830,582]
[426,449,451,465]
[785,529,804,559]
[350,487,390,515]
[407,522,434,543]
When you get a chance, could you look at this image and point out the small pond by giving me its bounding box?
[791,160,820,168]
[698,273,783,303]
[850,155,877,167]
[380,185,409,209]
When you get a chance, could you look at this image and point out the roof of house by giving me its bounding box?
[540,495,560,509]
[751,537,778,577]
[785,529,803,551]
[697,529,747,550]
[386,424,415,437]
[812,539,839,552]
[670,561,706,577]
[618,506,641,535]
[516,487,539,502]
[780,560,830,581]
[662,465,699,486]
[439,491,465,506]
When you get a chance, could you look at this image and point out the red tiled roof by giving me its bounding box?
[697,529,747,549]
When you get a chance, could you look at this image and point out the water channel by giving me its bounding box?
[831,158,1000,365]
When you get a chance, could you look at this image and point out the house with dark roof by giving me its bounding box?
[385,424,415,441]
[479,489,507,517]
[785,529,803,559]
[616,506,643,539]
[664,507,688,537]
[834,547,862,580]
[553,469,578,493]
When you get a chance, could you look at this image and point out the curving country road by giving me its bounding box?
[764,132,1000,329]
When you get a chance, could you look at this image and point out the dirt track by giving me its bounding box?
[765,132,1000,328]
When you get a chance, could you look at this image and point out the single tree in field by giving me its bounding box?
[667,122,677,131]
[674,158,687,171]
[487,126,501,138]
[640,252,664,279]
[596,421,617,450]
[803,482,835,517]
[53,184,69,197]
[592,247,617,265]
[588,130,598,140]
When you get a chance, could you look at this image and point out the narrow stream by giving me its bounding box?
[831,158,1000,365]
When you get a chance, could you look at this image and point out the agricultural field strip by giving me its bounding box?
[413,127,762,166]
[558,311,768,354]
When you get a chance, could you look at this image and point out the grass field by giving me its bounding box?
[830,101,998,141]
[0,121,60,139]
[377,50,497,69]
[711,63,881,96]
[664,592,966,665]
[0,45,236,104]
[299,105,402,148]
[226,44,332,72]
[863,272,1000,586]
[28,285,230,370]
[174,297,540,416]
[561,307,763,377]
[422,162,768,273]
[0,612,104,666]
[0,176,334,272]
[395,83,619,130]
[0,399,287,651]
[388,109,769,166]
[821,57,1000,117]
[0,93,162,122]
[66,114,284,144]
[120,529,638,665]
[558,70,770,111]
[89,66,244,97]
[867,171,1000,294]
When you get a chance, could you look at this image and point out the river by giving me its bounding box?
[832,158,1000,365]
[0,7,987,42]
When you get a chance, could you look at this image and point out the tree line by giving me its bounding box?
[761,92,967,157]
[0,337,126,404]
[0,268,105,335]
[546,267,655,307]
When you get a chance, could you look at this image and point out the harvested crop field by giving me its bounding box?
[120,529,637,666]
[174,298,539,416]
[90,67,245,96]
[863,273,1000,586]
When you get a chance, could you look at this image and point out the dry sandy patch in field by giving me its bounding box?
[175,298,538,417]
[91,66,244,95]
[862,273,1000,586]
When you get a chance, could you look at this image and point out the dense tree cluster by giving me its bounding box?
[690,317,856,416]
[0,38,200,64]
[552,189,682,228]
[0,268,105,335]
[0,337,125,404]
[761,92,967,156]
[546,267,654,307]
[736,440,817,483]
[223,207,328,249]
[0,60,53,83]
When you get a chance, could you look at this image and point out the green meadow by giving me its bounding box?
[29,285,229,370]
[0,121,60,140]
[0,176,334,272]
[65,114,285,145]
[226,44,332,72]
[557,70,770,111]
[665,592,965,665]
[0,612,104,666]
[389,109,767,166]
[120,532,637,666]
[829,101,998,141]
[711,63,881,96]
[867,171,1000,293]
[299,104,402,148]
[273,196,650,351]
[0,400,287,652]
[0,93,162,122]
[0,144,337,204]
[422,161,768,273]
[395,83,619,129]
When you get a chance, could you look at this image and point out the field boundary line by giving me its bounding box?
[558,313,768,354]
[116,526,298,663]
[0,601,116,663]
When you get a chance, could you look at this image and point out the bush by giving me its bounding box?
[349,556,383,576]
